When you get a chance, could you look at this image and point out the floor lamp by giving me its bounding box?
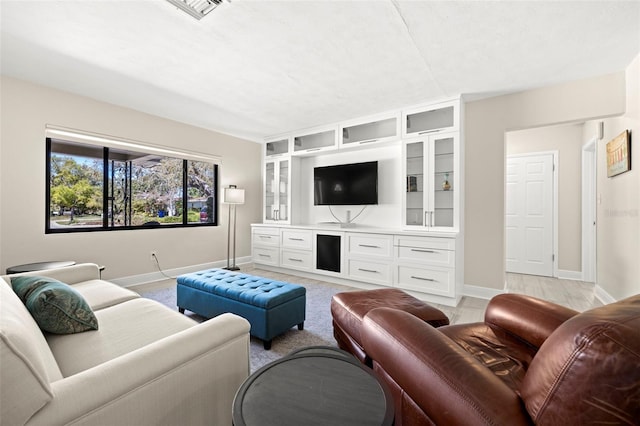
[223,185,245,271]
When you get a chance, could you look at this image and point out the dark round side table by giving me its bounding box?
[233,346,394,426]
[5,260,76,275]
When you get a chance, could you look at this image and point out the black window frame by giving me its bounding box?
[45,137,219,234]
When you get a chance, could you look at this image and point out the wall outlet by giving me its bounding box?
[150,251,157,260]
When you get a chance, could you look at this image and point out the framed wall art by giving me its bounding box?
[606,130,631,178]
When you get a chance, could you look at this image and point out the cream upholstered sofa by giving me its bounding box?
[0,263,251,426]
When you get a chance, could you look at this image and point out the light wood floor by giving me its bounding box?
[133,266,602,326]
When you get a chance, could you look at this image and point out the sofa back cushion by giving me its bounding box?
[520,295,640,424]
[1,279,63,425]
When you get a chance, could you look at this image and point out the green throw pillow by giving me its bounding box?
[11,275,99,334]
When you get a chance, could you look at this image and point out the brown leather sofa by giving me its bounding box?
[360,293,640,425]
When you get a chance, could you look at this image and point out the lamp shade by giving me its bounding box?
[223,187,245,204]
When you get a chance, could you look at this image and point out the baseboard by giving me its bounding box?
[557,269,583,281]
[111,256,253,288]
[462,284,505,300]
[595,285,616,305]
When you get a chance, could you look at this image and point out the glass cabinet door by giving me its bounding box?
[405,140,425,226]
[278,159,289,221]
[404,132,457,230]
[264,161,276,221]
[264,158,290,222]
[432,135,455,228]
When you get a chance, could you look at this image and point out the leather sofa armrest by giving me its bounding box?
[362,307,532,426]
[484,294,579,349]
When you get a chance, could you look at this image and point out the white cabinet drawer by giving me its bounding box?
[253,246,280,266]
[253,228,280,247]
[281,249,313,270]
[348,259,392,285]
[394,235,455,251]
[347,234,394,258]
[397,246,454,267]
[396,265,454,297]
[281,229,313,249]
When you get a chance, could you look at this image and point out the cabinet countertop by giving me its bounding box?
[251,223,458,238]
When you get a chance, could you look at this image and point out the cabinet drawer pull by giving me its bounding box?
[358,268,379,274]
[418,129,442,135]
[358,138,379,144]
[288,258,303,262]
[289,237,305,241]
[258,254,271,258]
[410,275,437,282]
[411,248,435,253]
[359,244,381,248]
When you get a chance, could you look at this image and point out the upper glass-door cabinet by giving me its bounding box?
[402,99,460,138]
[339,112,400,148]
[265,136,290,158]
[292,125,337,156]
[403,131,459,231]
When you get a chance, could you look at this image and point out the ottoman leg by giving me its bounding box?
[298,322,304,330]
[263,340,272,350]
[178,307,185,314]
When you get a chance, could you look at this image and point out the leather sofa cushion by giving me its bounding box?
[331,288,450,348]
[439,323,537,392]
[520,295,640,424]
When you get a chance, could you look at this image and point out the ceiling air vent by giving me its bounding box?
[166,0,228,20]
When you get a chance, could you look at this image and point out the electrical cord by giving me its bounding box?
[151,253,178,279]
[327,205,367,224]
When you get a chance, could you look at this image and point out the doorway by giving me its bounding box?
[581,137,597,283]
[505,152,557,277]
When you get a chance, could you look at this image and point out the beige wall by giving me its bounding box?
[506,123,584,273]
[465,71,627,290]
[0,77,262,280]
[586,55,639,300]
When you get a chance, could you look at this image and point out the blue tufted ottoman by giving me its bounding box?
[176,269,306,349]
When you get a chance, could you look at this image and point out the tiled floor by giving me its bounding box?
[435,273,602,325]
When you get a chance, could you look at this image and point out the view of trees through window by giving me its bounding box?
[47,139,217,232]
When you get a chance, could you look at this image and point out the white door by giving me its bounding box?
[506,153,554,276]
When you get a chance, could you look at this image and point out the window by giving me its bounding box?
[46,137,218,233]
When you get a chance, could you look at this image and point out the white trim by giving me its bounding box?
[111,256,252,288]
[557,269,583,281]
[462,283,504,300]
[581,136,598,283]
[595,284,616,305]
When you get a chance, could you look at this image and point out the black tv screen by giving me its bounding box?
[314,161,378,205]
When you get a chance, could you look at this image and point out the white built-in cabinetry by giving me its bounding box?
[252,225,461,306]
[255,97,463,305]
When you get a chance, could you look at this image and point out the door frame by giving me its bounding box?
[581,136,597,282]
[505,151,559,277]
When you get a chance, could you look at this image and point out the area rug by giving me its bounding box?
[139,271,356,373]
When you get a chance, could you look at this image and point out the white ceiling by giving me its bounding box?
[1,0,639,142]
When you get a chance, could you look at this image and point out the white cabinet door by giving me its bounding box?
[403,132,458,231]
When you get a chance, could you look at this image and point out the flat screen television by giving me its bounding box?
[313,161,378,205]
